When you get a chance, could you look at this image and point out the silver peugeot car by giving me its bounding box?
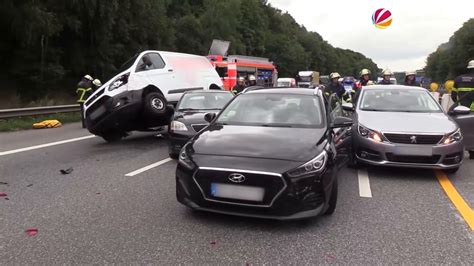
[351,85,465,173]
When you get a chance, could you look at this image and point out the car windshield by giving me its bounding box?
[360,89,442,113]
[298,76,312,82]
[277,81,291,87]
[217,93,324,128]
[177,92,233,110]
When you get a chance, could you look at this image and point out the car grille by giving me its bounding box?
[383,133,443,144]
[193,168,286,207]
[191,124,208,132]
[85,88,105,106]
[85,96,110,122]
[386,153,441,164]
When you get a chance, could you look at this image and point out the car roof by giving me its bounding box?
[246,88,316,95]
[363,85,426,91]
[183,90,231,94]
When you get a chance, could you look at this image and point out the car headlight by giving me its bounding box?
[108,73,129,91]
[441,128,462,145]
[170,121,187,132]
[287,151,327,178]
[178,144,195,170]
[358,124,383,142]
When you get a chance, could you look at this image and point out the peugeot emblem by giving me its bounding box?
[228,173,246,183]
[410,135,417,144]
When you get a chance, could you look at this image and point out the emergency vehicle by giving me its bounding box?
[207,40,278,90]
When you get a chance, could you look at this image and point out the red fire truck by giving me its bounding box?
[207,40,278,90]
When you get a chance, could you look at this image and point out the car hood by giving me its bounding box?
[191,125,325,162]
[358,111,457,133]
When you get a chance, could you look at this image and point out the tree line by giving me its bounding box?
[0,0,379,102]
[425,18,474,83]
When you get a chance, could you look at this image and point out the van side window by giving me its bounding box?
[136,53,166,72]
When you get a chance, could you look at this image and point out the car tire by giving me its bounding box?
[102,131,125,142]
[169,152,179,160]
[324,178,338,215]
[144,92,167,116]
[469,151,474,159]
[445,167,459,174]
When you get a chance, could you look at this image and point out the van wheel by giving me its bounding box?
[144,92,167,115]
[324,178,338,215]
[102,131,124,142]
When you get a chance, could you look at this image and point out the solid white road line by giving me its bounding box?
[125,157,173,177]
[0,135,96,157]
[358,169,372,198]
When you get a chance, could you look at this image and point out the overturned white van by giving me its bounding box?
[84,50,223,142]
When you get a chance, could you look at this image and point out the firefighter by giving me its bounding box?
[379,69,393,85]
[404,71,420,86]
[247,75,257,87]
[359,69,373,86]
[231,77,246,95]
[76,74,94,128]
[324,72,345,98]
[452,60,474,111]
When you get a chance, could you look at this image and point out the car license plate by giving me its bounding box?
[210,183,265,202]
[394,146,432,156]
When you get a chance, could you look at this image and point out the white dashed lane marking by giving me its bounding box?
[358,169,372,198]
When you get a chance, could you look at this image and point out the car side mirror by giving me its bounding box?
[452,105,470,115]
[204,112,217,123]
[331,116,353,128]
[342,102,354,112]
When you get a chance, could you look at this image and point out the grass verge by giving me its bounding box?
[0,112,82,132]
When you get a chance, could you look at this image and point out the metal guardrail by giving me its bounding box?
[0,104,80,119]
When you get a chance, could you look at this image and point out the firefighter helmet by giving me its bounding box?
[330,72,341,79]
[405,71,416,76]
[468,60,474,69]
[444,80,454,93]
[430,82,439,92]
[84,74,93,81]
[382,69,392,76]
[92,79,102,87]
[238,76,245,82]
[249,75,256,81]
[360,69,371,76]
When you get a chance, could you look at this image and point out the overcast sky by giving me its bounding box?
[267,0,473,71]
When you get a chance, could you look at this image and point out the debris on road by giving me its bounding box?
[25,228,38,237]
[0,192,7,197]
[210,240,217,246]
[32,120,62,129]
[0,181,8,185]
[27,184,33,187]
[60,167,74,175]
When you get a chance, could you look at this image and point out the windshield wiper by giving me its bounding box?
[260,124,293,128]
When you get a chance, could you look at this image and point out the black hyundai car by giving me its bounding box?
[168,90,234,159]
[175,88,353,220]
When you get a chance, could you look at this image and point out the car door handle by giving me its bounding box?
[168,69,174,72]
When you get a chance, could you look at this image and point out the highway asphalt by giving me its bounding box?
[0,123,473,264]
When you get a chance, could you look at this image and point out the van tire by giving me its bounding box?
[144,92,167,115]
[102,131,124,142]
